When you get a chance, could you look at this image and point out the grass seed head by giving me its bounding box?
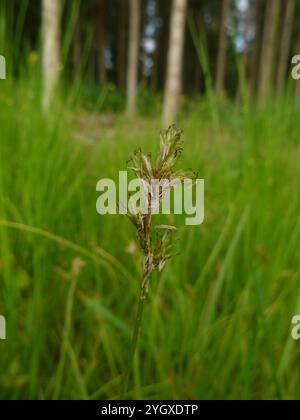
[127,125,196,289]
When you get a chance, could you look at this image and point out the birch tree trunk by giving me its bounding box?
[215,0,230,98]
[276,0,295,96]
[126,0,140,116]
[42,0,61,111]
[258,0,281,103]
[162,0,187,127]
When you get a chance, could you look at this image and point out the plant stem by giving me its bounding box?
[123,265,151,395]
[123,188,153,396]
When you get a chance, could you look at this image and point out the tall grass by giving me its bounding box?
[1,5,300,401]
[1,74,300,399]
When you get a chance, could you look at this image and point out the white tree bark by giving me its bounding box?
[162,0,187,127]
[126,0,140,116]
[42,0,61,111]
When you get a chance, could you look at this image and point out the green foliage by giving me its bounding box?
[1,72,300,399]
[1,0,300,401]
[75,83,163,116]
[137,86,162,116]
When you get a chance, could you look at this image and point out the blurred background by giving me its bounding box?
[0,0,300,400]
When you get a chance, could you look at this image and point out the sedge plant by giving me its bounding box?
[124,125,196,393]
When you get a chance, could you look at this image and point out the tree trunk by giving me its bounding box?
[258,0,281,103]
[162,0,187,127]
[151,39,159,92]
[151,0,161,92]
[126,0,141,116]
[117,0,127,91]
[97,0,107,86]
[215,0,230,98]
[42,0,61,111]
[156,0,171,92]
[72,1,81,78]
[249,0,265,98]
[235,51,249,107]
[276,0,295,96]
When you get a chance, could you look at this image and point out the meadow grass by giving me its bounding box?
[0,70,300,400]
